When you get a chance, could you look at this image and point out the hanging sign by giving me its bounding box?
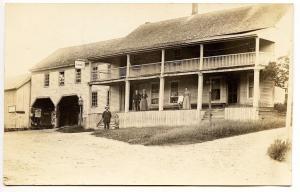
[75,60,85,69]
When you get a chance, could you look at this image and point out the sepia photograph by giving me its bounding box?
[1,2,295,187]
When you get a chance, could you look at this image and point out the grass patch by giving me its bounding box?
[267,139,291,162]
[92,118,285,146]
[57,125,94,133]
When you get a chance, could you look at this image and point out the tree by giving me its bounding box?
[261,56,289,88]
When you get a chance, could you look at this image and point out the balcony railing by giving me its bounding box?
[92,66,126,81]
[164,58,200,73]
[91,52,271,82]
[129,62,161,77]
[203,52,256,70]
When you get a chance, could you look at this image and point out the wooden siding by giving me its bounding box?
[225,107,259,120]
[4,81,31,129]
[239,71,274,107]
[118,110,205,128]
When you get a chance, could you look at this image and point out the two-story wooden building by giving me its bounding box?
[88,4,289,128]
[29,4,289,129]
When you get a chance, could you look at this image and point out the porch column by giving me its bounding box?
[125,80,130,113]
[125,54,131,112]
[255,37,260,67]
[159,77,165,111]
[126,54,131,77]
[253,69,260,108]
[199,44,204,70]
[159,49,165,111]
[197,72,203,110]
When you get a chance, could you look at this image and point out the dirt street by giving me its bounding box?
[3,128,291,185]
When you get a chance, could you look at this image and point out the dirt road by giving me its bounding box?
[3,128,291,185]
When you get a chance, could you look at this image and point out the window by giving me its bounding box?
[59,71,65,86]
[151,83,159,104]
[92,66,98,81]
[170,81,179,103]
[211,79,221,101]
[91,92,98,107]
[107,89,110,106]
[248,75,254,98]
[75,69,81,83]
[44,73,50,87]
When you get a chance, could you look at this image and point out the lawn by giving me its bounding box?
[92,117,286,146]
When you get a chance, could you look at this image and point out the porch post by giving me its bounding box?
[253,69,260,108]
[255,37,260,67]
[253,37,260,108]
[159,77,165,111]
[199,44,204,70]
[125,80,130,112]
[126,54,131,77]
[159,49,165,111]
[197,72,203,110]
[125,54,131,113]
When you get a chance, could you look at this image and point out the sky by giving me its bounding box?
[4,3,292,79]
[4,3,247,79]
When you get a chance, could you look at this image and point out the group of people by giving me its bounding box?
[132,89,148,111]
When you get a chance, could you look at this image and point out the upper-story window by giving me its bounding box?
[59,71,65,86]
[75,69,81,83]
[44,73,50,87]
[92,66,98,81]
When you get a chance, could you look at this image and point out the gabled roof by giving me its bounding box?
[31,4,288,72]
[31,38,123,71]
[5,73,31,91]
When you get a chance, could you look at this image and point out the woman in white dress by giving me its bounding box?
[182,88,191,110]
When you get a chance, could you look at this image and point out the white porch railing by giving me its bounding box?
[91,66,126,81]
[129,62,161,77]
[118,110,205,128]
[224,107,259,120]
[91,52,272,82]
[203,52,256,70]
[164,58,200,73]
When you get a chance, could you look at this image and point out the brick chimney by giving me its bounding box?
[192,3,198,15]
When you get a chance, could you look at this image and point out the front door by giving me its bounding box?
[228,80,238,104]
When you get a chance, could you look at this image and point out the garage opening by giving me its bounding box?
[57,95,79,127]
[31,98,55,128]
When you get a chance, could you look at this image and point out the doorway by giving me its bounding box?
[57,95,79,127]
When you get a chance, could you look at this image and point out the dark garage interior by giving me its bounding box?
[57,95,80,127]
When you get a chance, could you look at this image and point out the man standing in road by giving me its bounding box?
[102,105,112,130]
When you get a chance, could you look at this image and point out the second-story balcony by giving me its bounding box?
[91,51,272,82]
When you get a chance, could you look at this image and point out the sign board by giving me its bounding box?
[35,109,42,118]
[75,60,85,69]
[8,105,16,113]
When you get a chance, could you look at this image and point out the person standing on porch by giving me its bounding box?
[102,106,111,130]
[132,89,141,111]
[182,88,191,110]
[140,89,148,111]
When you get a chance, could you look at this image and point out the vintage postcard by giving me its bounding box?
[3,3,293,185]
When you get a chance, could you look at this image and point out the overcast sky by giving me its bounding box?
[4,3,291,79]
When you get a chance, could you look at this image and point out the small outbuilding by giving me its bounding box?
[4,74,31,130]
